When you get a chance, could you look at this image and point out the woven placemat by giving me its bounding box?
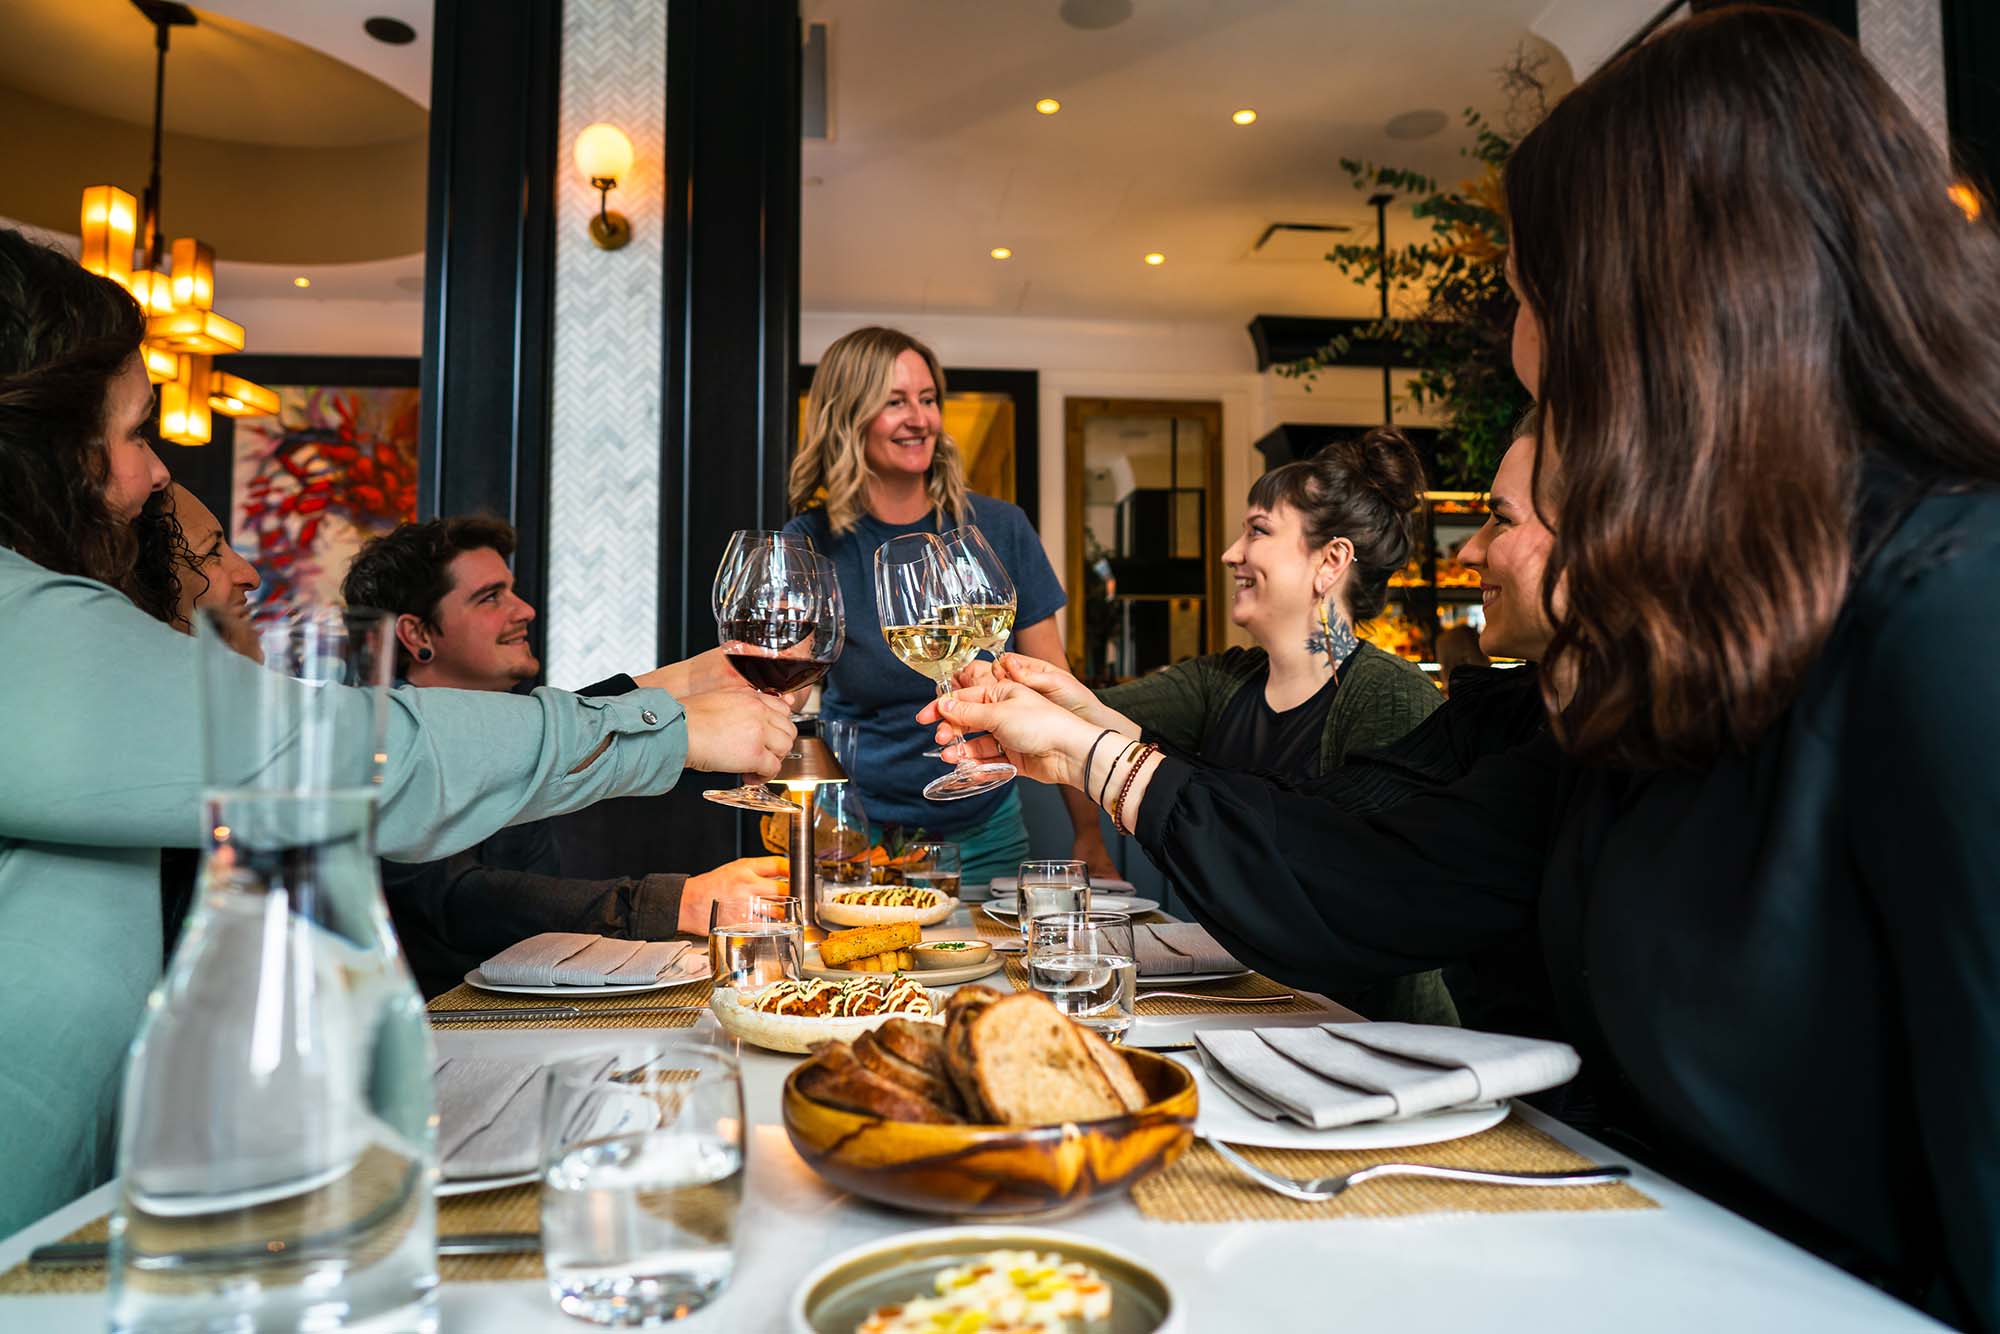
[426,978,709,1028]
[0,1177,546,1296]
[1132,1113,1656,1223]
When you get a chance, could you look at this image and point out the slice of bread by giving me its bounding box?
[1080,1027,1148,1112]
[963,993,1127,1125]
[942,987,1004,1122]
[874,1015,952,1081]
[821,921,922,967]
[794,1040,962,1124]
[852,1029,963,1113]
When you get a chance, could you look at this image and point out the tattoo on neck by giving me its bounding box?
[1304,607,1359,671]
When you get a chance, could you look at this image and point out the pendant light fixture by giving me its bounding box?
[75,0,275,445]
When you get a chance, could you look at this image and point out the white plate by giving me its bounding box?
[818,893,959,928]
[437,1076,664,1196]
[1138,967,1253,985]
[802,943,1003,986]
[986,875,1137,896]
[463,960,711,998]
[436,1168,536,1197]
[710,984,945,1055]
[1165,1051,1508,1150]
[982,894,1161,921]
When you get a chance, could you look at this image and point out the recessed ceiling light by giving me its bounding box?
[990,247,1013,260]
[1232,108,1257,126]
[1035,98,1061,116]
[363,16,416,45]
[1143,252,1165,266]
[292,276,312,289]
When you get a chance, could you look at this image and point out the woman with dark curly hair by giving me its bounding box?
[0,227,796,1232]
[925,9,2000,1326]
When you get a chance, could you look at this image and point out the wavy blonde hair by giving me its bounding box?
[790,326,969,535]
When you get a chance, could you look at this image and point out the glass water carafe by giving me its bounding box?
[109,608,439,1333]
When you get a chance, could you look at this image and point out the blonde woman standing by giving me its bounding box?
[785,327,1067,882]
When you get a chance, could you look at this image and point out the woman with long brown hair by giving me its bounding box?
[921,9,2000,1326]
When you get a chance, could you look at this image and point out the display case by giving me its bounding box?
[1365,490,1487,665]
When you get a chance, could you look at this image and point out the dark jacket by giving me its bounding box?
[380,674,688,998]
[1135,485,2000,1329]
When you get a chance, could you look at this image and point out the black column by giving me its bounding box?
[555,0,803,881]
[658,0,803,665]
[417,0,560,644]
[1945,0,2000,191]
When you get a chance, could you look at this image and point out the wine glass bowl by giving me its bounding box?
[874,533,1015,802]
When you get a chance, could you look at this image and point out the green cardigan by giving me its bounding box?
[1099,641,1441,775]
[1100,641,1453,1025]
[0,545,694,1234]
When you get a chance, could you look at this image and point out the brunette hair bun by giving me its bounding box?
[1245,427,1426,621]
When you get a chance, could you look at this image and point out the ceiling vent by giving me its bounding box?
[1247,221,1352,262]
[802,21,832,141]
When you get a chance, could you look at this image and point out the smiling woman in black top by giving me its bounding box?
[928,10,2000,1327]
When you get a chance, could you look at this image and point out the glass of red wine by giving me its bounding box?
[702,542,844,813]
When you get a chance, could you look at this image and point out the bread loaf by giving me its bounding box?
[821,921,922,967]
[963,993,1128,1124]
[794,1039,962,1124]
[852,1027,963,1113]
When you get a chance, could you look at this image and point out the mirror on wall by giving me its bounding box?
[1064,397,1224,685]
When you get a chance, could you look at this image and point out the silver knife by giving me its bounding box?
[28,1232,540,1269]
[431,1003,708,1023]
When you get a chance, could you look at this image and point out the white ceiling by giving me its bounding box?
[799,0,1594,324]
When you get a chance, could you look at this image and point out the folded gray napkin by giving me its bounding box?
[1134,923,1240,976]
[434,1054,620,1180]
[433,1057,546,1180]
[481,934,699,987]
[1194,1022,1582,1130]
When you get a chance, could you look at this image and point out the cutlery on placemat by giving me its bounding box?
[1136,990,1295,1005]
[431,1004,707,1023]
[27,1232,539,1270]
[1202,1135,1630,1202]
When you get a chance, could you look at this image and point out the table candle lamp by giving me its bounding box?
[770,730,848,934]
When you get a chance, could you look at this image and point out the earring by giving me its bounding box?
[415,647,433,663]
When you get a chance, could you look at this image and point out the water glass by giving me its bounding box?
[1027,910,1133,960]
[903,841,963,901]
[541,1040,745,1324]
[707,909,804,991]
[1025,923,1138,1045]
[1016,859,1091,945]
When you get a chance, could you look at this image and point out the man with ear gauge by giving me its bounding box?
[919,10,2000,1325]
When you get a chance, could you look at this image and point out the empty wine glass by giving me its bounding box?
[702,542,843,813]
[874,533,1015,802]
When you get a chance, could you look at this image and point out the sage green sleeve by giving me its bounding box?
[0,556,689,857]
[1324,644,1443,768]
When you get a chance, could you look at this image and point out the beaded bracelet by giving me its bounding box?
[1081,728,1117,802]
[1098,738,1142,811]
[1110,743,1159,837]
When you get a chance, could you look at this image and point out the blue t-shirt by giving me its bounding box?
[784,493,1066,834]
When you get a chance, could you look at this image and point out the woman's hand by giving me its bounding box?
[988,653,1139,737]
[677,855,792,935]
[917,680,1101,790]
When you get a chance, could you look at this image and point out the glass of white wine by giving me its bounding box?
[919,525,1017,759]
[874,532,1016,801]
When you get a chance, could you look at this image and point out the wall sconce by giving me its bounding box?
[573,122,634,250]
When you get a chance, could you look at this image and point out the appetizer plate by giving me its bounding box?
[462,960,711,998]
[819,893,960,929]
[792,1227,1178,1334]
[1165,1051,1508,1150]
[710,984,945,1055]
[982,894,1161,921]
[802,943,1003,986]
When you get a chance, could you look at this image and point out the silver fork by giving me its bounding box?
[1203,1135,1631,1202]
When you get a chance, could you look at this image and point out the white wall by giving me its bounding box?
[803,311,1440,651]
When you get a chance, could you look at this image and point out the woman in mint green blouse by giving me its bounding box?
[0,229,793,1233]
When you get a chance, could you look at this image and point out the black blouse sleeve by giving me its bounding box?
[1133,733,1562,993]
